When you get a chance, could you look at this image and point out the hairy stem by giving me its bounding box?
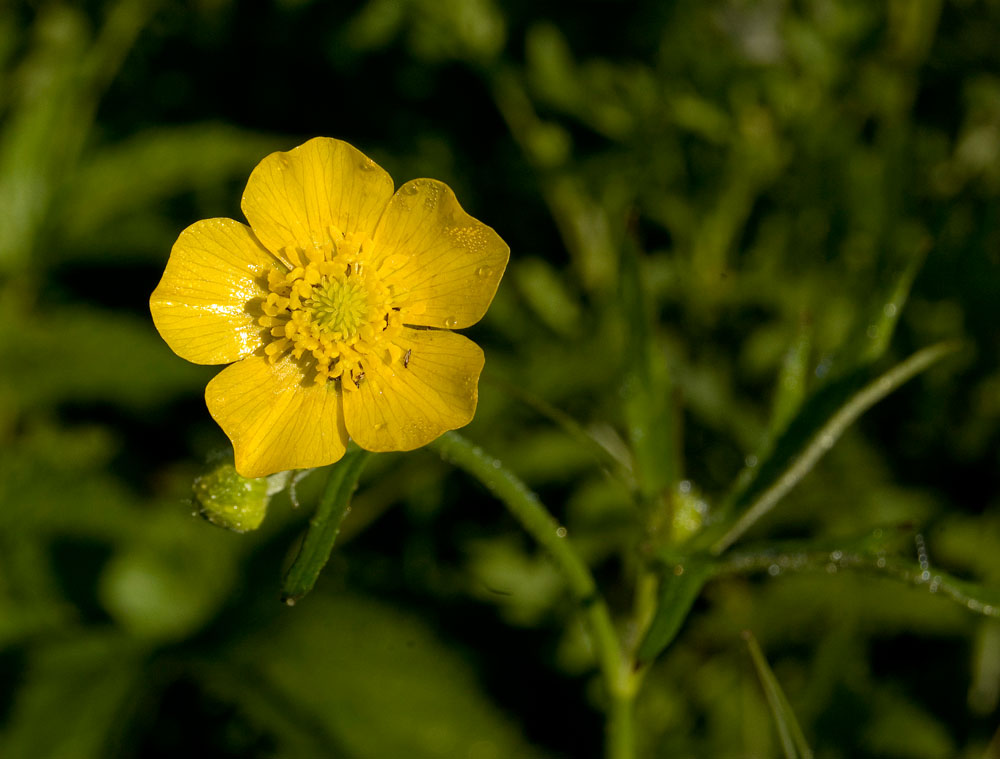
[429,432,634,759]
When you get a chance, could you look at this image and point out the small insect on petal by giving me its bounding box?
[404,349,412,368]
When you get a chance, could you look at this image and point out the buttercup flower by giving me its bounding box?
[150,137,508,478]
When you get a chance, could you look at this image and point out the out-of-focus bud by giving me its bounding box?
[192,458,271,533]
[671,480,708,544]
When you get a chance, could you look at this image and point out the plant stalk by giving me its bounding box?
[429,432,635,759]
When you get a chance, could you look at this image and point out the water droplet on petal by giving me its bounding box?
[476,266,492,278]
[404,184,419,195]
[374,422,386,431]
[444,316,459,328]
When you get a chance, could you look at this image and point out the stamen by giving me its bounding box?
[260,242,402,387]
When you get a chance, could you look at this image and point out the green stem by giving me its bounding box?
[280,448,371,604]
[429,432,634,759]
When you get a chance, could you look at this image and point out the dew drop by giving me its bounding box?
[678,480,692,494]
[285,598,296,607]
[768,564,781,576]
[374,422,386,431]
[403,184,419,195]
[476,266,493,278]
[359,159,376,172]
[491,459,502,469]
[555,527,567,538]
[444,316,459,328]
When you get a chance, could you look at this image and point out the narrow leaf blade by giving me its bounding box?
[281,448,371,603]
[743,630,814,759]
[637,562,714,664]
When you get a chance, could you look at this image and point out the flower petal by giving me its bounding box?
[150,218,279,365]
[343,327,484,451]
[372,179,509,329]
[206,356,349,478]
[241,137,395,256]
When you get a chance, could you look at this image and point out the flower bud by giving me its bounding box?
[671,481,708,543]
[193,459,271,532]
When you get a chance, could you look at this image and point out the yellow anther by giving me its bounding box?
[259,240,399,390]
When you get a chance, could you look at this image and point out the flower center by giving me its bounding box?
[257,233,407,387]
[307,276,373,338]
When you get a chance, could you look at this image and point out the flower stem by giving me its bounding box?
[280,447,371,604]
[428,432,634,759]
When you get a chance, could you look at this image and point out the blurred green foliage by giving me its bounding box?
[3,0,1000,757]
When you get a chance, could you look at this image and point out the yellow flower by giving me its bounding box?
[150,137,508,478]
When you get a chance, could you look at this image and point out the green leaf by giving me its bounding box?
[840,244,927,371]
[637,561,715,664]
[0,303,208,412]
[513,256,583,337]
[56,124,280,258]
[0,0,154,273]
[0,634,143,759]
[281,448,371,604]
[719,250,930,545]
[743,630,814,759]
[620,237,678,500]
[708,341,961,554]
[769,317,813,441]
[229,593,546,759]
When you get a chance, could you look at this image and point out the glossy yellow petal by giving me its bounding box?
[241,137,395,256]
[150,218,279,365]
[372,179,509,329]
[206,356,348,478]
[343,327,484,452]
